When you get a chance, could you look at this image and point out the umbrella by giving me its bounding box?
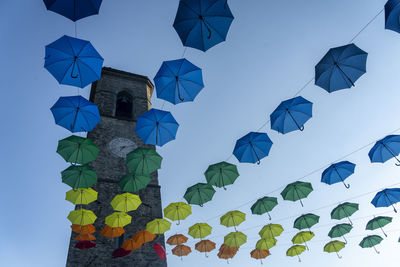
[233,132,273,164]
[146,219,171,234]
[188,223,212,239]
[195,240,216,258]
[45,35,103,88]
[224,231,247,248]
[71,224,95,235]
[154,243,167,260]
[112,248,131,258]
[315,43,368,93]
[385,0,400,34]
[133,230,156,245]
[164,202,192,225]
[62,165,97,189]
[286,245,306,262]
[105,212,132,228]
[111,193,142,212]
[57,135,99,165]
[250,249,270,265]
[251,197,278,220]
[122,238,142,251]
[125,148,162,175]
[328,223,353,243]
[135,109,179,147]
[359,235,383,254]
[369,135,400,166]
[172,245,192,259]
[154,58,204,104]
[43,0,103,22]
[205,161,239,190]
[281,181,313,207]
[118,172,151,193]
[75,240,96,249]
[258,224,284,239]
[371,188,400,212]
[293,213,320,232]
[321,161,356,189]
[331,202,359,225]
[184,183,216,207]
[220,211,246,231]
[256,238,277,250]
[74,234,96,241]
[67,209,97,226]
[51,96,101,132]
[65,188,97,205]
[218,244,238,262]
[173,0,234,52]
[366,216,393,237]
[324,240,345,258]
[270,96,313,134]
[292,231,315,251]
[100,225,124,238]
[167,234,189,246]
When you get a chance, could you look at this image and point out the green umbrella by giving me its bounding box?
[256,238,277,250]
[224,231,247,248]
[323,240,345,259]
[57,135,99,165]
[331,202,359,225]
[293,213,320,233]
[281,181,313,207]
[220,211,246,231]
[292,231,314,250]
[258,224,284,239]
[61,165,97,189]
[118,172,151,193]
[251,197,278,220]
[286,245,306,262]
[184,183,216,207]
[188,223,212,239]
[366,216,392,237]
[204,161,239,190]
[328,223,353,243]
[359,235,383,254]
[125,147,162,175]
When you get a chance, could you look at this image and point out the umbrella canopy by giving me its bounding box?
[125,148,162,175]
[220,211,246,231]
[366,216,393,237]
[122,238,142,251]
[172,245,192,258]
[164,202,192,225]
[324,240,345,259]
[71,224,95,235]
[133,230,156,245]
[154,243,167,260]
[250,249,270,264]
[74,234,96,241]
[204,161,239,190]
[371,188,400,213]
[62,165,97,189]
[328,223,353,243]
[67,209,97,226]
[184,183,216,207]
[270,96,313,134]
[251,197,278,220]
[224,231,247,248]
[118,172,151,193]
[51,96,101,133]
[256,238,277,250]
[57,135,99,165]
[233,132,273,164]
[218,244,238,260]
[188,223,212,239]
[331,202,359,225]
[292,231,315,250]
[65,188,97,205]
[112,248,131,258]
[293,213,320,232]
[195,240,216,257]
[258,224,284,239]
[105,212,132,228]
[45,36,103,88]
[321,161,356,189]
[315,43,367,93]
[173,0,234,52]
[146,219,171,234]
[286,245,306,262]
[281,181,313,207]
[111,193,142,212]
[369,135,400,165]
[135,109,179,147]
[167,234,189,246]
[43,0,103,22]
[359,235,383,254]
[75,240,96,249]
[154,58,204,104]
[385,0,400,33]
[100,225,124,238]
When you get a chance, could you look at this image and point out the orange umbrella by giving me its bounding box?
[101,225,125,238]
[71,224,96,235]
[122,238,143,251]
[195,240,216,258]
[250,249,270,264]
[172,245,192,259]
[218,244,238,262]
[167,234,188,246]
[74,234,96,241]
[133,230,156,245]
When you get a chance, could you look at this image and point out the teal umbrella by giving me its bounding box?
[125,147,162,175]
[204,162,239,190]
[366,216,392,237]
[118,173,151,193]
[251,197,278,220]
[328,224,353,243]
[331,202,359,225]
[359,235,383,254]
[281,181,313,207]
[184,183,216,207]
[293,214,319,233]
[61,165,97,189]
[57,135,99,165]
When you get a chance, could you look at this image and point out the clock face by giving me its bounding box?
[108,137,138,158]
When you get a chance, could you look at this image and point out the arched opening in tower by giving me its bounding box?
[116,91,133,119]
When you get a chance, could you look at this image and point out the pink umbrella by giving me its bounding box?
[153,243,166,260]
[75,241,96,250]
[112,248,131,258]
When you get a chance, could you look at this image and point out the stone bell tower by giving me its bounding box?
[66,67,167,267]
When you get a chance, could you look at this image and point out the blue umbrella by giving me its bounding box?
[315,43,368,93]
[154,58,204,104]
[50,95,101,133]
[385,0,400,34]
[173,0,234,52]
[135,109,179,147]
[321,161,356,189]
[233,132,273,164]
[43,0,103,22]
[368,135,400,166]
[371,188,400,213]
[45,35,104,88]
[270,96,313,134]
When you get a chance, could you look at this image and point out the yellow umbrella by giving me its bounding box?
[291,231,315,250]
[220,210,245,231]
[105,212,132,227]
[188,223,212,239]
[224,231,247,247]
[67,209,97,226]
[258,224,284,239]
[256,238,277,250]
[163,202,192,225]
[146,218,171,234]
[111,193,142,212]
[65,188,97,205]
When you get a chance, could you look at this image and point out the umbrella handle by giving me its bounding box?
[396,162,400,166]
[71,57,79,78]
[393,205,397,213]
[267,212,272,220]
[343,182,350,189]
[336,252,342,259]
[297,255,301,262]
[373,246,380,254]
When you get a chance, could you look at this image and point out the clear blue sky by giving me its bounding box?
[2,0,400,266]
